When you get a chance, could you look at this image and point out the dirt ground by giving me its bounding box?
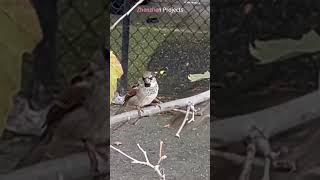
[110,104,210,180]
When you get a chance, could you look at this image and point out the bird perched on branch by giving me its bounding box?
[122,71,159,115]
[47,62,107,142]
[18,61,108,174]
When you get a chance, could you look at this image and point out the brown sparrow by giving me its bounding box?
[123,71,159,114]
[46,62,107,142]
[19,62,108,173]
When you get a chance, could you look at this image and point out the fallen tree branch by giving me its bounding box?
[0,151,108,180]
[212,150,294,171]
[110,90,210,126]
[212,150,265,167]
[212,89,320,146]
[110,140,167,180]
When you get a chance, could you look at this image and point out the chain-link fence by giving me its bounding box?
[110,0,210,98]
[56,0,107,86]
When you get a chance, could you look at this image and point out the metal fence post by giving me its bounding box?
[119,0,131,94]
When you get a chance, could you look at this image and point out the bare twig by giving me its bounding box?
[249,127,273,180]
[110,0,145,30]
[159,140,163,160]
[187,104,196,123]
[110,141,167,180]
[110,145,137,162]
[239,142,256,180]
[211,150,265,167]
[175,101,196,138]
[172,108,202,116]
[212,149,296,172]
[175,104,190,138]
[262,158,271,180]
[157,141,167,165]
[111,90,210,126]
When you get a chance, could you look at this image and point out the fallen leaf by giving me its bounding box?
[110,51,123,104]
[250,30,320,64]
[188,71,210,82]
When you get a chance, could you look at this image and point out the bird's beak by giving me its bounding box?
[143,77,152,87]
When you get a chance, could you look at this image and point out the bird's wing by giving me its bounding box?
[123,81,142,105]
[55,82,90,109]
[44,81,91,128]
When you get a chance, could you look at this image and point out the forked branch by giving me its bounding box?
[110,140,167,180]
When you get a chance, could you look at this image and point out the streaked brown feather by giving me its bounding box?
[123,82,139,105]
[44,80,91,129]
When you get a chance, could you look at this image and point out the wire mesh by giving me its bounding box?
[110,0,210,96]
[56,0,107,85]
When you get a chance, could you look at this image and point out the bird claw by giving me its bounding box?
[150,102,162,110]
[138,109,144,117]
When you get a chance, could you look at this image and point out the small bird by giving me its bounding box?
[18,61,108,174]
[122,71,159,115]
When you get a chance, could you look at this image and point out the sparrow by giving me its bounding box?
[123,71,159,114]
[46,62,108,142]
[18,62,108,174]
[41,63,94,142]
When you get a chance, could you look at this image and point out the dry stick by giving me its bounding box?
[0,151,108,180]
[175,102,196,138]
[187,104,196,123]
[111,90,210,126]
[158,140,164,164]
[110,0,145,30]
[212,149,295,172]
[262,158,271,180]
[239,142,256,180]
[211,150,266,167]
[110,142,166,180]
[175,104,190,138]
[172,108,202,116]
[250,127,274,180]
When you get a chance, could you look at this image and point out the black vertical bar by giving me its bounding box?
[31,0,58,108]
[120,0,130,94]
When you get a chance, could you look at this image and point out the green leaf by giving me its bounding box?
[188,71,210,82]
[0,1,42,136]
[250,30,320,64]
[110,51,123,104]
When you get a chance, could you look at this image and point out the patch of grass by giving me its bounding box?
[111,24,209,84]
[111,25,169,84]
